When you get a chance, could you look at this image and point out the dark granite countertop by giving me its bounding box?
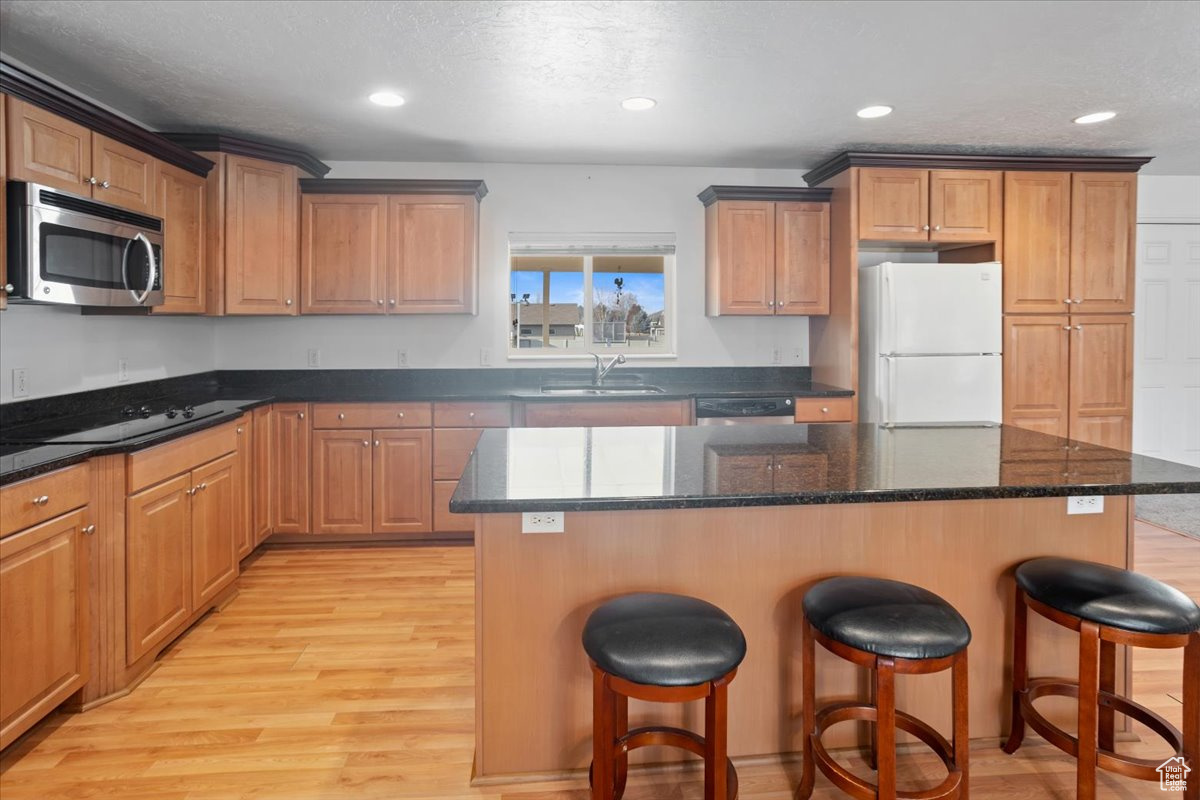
[450,424,1200,512]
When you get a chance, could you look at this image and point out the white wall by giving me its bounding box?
[214,161,812,370]
[1138,175,1200,223]
[0,306,216,402]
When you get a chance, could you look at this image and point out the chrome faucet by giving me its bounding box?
[591,353,626,384]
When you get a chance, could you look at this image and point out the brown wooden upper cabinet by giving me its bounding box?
[5,97,155,214]
[1003,314,1133,449]
[201,152,301,315]
[298,181,485,315]
[857,168,1001,243]
[700,187,831,317]
[153,161,208,314]
[1003,171,1136,314]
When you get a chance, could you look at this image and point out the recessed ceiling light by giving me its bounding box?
[856,105,893,119]
[1073,111,1116,124]
[621,97,657,111]
[368,91,405,107]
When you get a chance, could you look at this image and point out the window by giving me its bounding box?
[508,234,674,357]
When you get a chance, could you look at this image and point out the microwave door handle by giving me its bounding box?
[131,232,157,305]
[120,237,135,297]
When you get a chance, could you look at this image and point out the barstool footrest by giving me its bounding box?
[590,724,739,800]
[1018,676,1186,781]
[809,702,964,800]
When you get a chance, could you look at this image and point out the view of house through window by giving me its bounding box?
[508,236,673,356]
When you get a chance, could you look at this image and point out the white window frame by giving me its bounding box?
[506,233,676,360]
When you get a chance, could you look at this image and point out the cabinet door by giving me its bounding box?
[433,479,470,532]
[775,202,829,315]
[433,428,485,480]
[251,405,272,544]
[1,94,8,310]
[715,201,775,314]
[312,430,374,534]
[190,453,238,609]
[270,404,311,533]
[1003,316,1071,438]
[301,194,387,314]
[772,453,830,492]
[1003,172,1071,314]
[225,155,299,315]
[126,474,192,664]
[387,196,477,313]
[4,97,92,193]
[1070,173,1136,313]
[373,429,432,534]
[91,133,155,214]
[234,418,253,558]
[704,453,774,494]
[857,168,928,241]
[153,161,208,314]
[0,509,89,750]
[1069,315,1133,449]
[929,170,1001,242]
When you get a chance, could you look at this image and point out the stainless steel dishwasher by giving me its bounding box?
[694,396,795,425]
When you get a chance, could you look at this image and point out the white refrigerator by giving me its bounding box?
[859,261,1003,425]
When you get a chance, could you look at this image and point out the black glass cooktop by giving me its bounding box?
[0,402,224,444]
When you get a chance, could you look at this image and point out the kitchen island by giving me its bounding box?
[451,423,1200,782]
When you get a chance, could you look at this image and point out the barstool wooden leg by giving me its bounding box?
[613,690,628,800]
[866,675,878,771]
[875,657,897,800]
[796,621,816,800]
[705,678,730,800]
[1077,621,1101,800]
[592,668,614,800]
[953,649,970,800]
[1002,588,1028,754]
[1184,632,1199,800]
[1098,639,1117,752]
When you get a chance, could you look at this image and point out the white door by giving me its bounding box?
[880,262,1003,355]
[1134,223,1200,467]
[881,355,1002,424]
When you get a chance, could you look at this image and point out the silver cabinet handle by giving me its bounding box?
[338,413,346,420]
[286,299,293,306]
[922,225,931,231]
[33,495,50,506]
[298,412,305,419]
[83,524,96,535]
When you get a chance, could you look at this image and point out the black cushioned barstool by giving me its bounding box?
[797,577,971,800]
[583,592,747,800]
[1003,557,1200,800]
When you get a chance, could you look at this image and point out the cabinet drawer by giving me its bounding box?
[793,397,854,423]
[1,464,90,539]
[312,403,432,429]
[127,421,239,492]
[433,402,511,428]
[434,428,485,480]
[433,480,472,532]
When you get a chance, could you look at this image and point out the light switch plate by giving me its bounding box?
[307,349,321,368]
[117,359,128,382]
[522,512,564,533]
[1067,496,1104,515]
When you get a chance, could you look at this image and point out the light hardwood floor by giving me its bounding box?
[1,521,1195,799]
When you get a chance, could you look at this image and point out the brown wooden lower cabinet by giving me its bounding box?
[433,479,468,532]
[190,453,238,609]
[234,417,254,558]
[374,430,432,534]
[251,406,272,545]
[270,404,311,533]
[1003,314,1133,448]
[311,429,374,534]
[0,507,90,750]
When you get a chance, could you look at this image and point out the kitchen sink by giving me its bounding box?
[540,385,666,396]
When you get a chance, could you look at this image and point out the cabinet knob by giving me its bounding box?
[767,300,774,307]
[83,524,96,535]
[778,302,785,308]
[1064,298,1073,304]
[1074,325,1083,331]
[199,482,208,490]
[398,412,404,418]
[1062,325,1071,331]
[2,284,12,293]
[363,440,369,447]
[187,487,197,496]
[389,299,396,306]
[286,298,293,306]
[100,180,110,189]
[338,413,346,420]
[32,495,50,507]
[298,412,305,419]
[85,176,97,185]
[374,440,380,447]
[468,412,476,419]
[922,224,931,231]
[377,299,384,306]
[933,225,941,231]
[821,407,829,413]
[1073,298,1082,304]
[237,426,244,434]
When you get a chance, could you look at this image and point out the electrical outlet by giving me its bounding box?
[522,511,564,533]
[771,346,783,365]
[397,349,409,368]
[307,348,321,368]
[791,346,804,363]
[12,368,29,398]
[117,359,129,382]
[1067,496,1104,515]
[480,347,492,367]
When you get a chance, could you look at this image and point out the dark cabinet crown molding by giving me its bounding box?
[697,185,832,206]
[298,178,488,200]
[802,151,1155,187]
[0,59,214,176]
[159,133,331,177]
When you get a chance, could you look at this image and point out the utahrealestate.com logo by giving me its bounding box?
[1158,756,1191,792]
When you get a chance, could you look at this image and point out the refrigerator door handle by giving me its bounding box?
[883,356,896,422]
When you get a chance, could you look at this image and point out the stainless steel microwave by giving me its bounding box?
[6,181,164,307]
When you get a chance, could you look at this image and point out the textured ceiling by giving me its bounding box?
[1,0,1197,174]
